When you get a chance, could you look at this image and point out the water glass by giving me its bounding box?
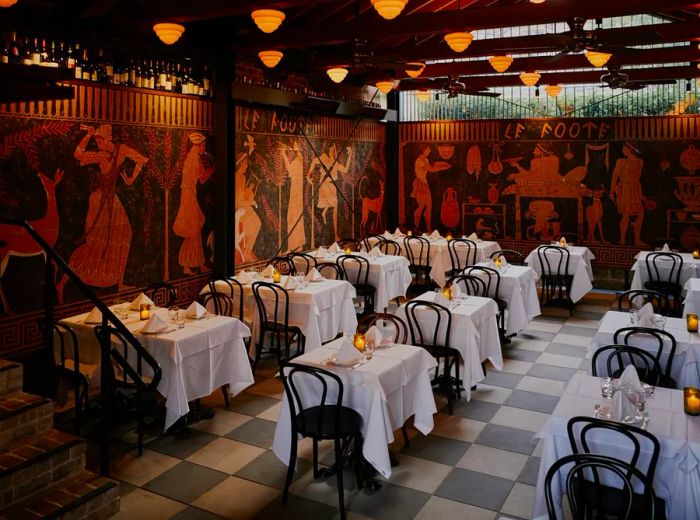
[176,310,186,329]
[168,306,179,323]
[626,388,647,413]
[363,342,375,360]
[600,377,616,399]
[629,309,638,325]
[653,314,666,330]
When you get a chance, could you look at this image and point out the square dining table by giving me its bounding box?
[525,244,595,303]
[630,251,700,291]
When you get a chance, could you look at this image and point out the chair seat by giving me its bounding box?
[425,345,460,360]
[573,478,666,519]
[294,405,362,440]
[610,367,677,390]
[644,281,681,296]
[496,298,507,312]
[58,360,100,387]
[354,284,376,296]
[262,322,303,337]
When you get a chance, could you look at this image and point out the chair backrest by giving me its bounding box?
[281,362,344,438]
[198,291,235,317]
[552,232,580,244]
[536,245,570,278]
[252,281,291,329]
[208,277,244,320]
[53,321,80,369]
[613,326,677,380]
[268,256,296,275]
[403,236,431,266]
[336,254,370,286]
[651,237,682,252]
[544,453,656,520]
[447,238,477,272]
[490,249,525,266]
[465,265,501,300]
[145,282,176,308]
[361,235,383,253]
[591,344,665,387]
[449,273,487,297]
[379,239,400,256]
[567,416,661,491]
[94,325,161,391]
[404,300,452,350]
[289,252,318,275]
[617,290,666,314]
[644,252,683,285]
[317,262,343,280]
[337,237,360,252]
[358,312,408,344]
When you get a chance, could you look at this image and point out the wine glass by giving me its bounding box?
[626,388,647,422]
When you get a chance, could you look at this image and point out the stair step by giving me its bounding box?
[0,470,119,520]
[0,361,23,398]
[0,430,85,509]
[0,392,53,450]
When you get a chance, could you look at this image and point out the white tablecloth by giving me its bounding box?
[683,278,700,319]
[473,262,541,336]
[394,291,502,397]
[533,372,700,520]
[525,245,595,303]
[631,252,698,291]
[591,310,700,388]
[309,251,412,312]
[60,307,254,430]
[272,339,437,479]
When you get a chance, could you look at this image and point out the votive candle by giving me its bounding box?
[139,303,151,320]
[685,387,700,415]
[353,333,365,352]
[272,270,281,283]
[693,249,699,259]
[688,314,699,333]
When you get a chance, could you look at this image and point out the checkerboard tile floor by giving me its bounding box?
[109,292,616,520]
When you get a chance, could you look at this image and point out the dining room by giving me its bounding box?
[1,1,700,519]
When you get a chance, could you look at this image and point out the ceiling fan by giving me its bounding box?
[600,66,676,90]
[398,76,501,98]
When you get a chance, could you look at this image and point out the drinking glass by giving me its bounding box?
[363,341,375,360]
[600,377,616,399]
[176,310,186,329]
[168,306,179,323]
[626,388,647,418]
[653,314,666,330]
[629,309,638,325]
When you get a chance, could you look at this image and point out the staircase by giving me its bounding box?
[0,359,119,519]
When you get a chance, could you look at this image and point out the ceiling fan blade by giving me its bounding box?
[467,91,502,98]
[544,51,570,64]
[628,79,676,85]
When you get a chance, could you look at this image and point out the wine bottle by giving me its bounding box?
[38,38,49,66]
[21,36,33,65]
[9,32,20,64]
[66,42,75,69]
[30,37,41,65]
[1,37,8,64]
[74,44,83,79]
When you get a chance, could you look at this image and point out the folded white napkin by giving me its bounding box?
[236,270,253,284]
[185,301,207,319]
[617,364,643,393]
[328,242,341,253]
[430,230,440,239]
[559,237,568,247]
[129,293,155,311]
[142,313,169,334]
[305,267,323,282]
[283,276,299,290]
[316,246,328,258]
[422,232,429,238]
[466,232,478,241]
[638,302,655,327]
[335,339,363,365]
[85,306,103,324]
[661,243,670,252]
[383,230,394,239]
[394,227,404,237]
[433,291,450,307]
[451,283,462,299]
[365,326,382,348]
[261,264,276,277]
[368,246,384,258]
[612,390,638,422]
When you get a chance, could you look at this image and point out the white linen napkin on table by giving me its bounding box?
[185,301,207,319]
[466,232,478,241]
[316,246,328,258]
[283,276,299,290]
[236,270,253,284]
[328,242,341,253]
[85,306,103,324]
[129,293,154,311]
[368,246,384,258]
[430,230,441,239]
[637,302,655,327]
[394,227,404,237]
[334,339,363,365]
[422,232,429,238]
[365,326,383,348]
[305,267,323,282]
[612,390,638,422]
[261,264,276,278]
[661,243,670,252]
[433,292,451,307]
[142,313,170,334]
[617,364,643,393]
[450,283,462,300]
[383,230,394,239]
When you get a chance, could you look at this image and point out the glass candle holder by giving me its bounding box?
[272,270,281,283]
[344,247,351,255]
[494,257,502,268]
[559,238,566,247]
[446,233,452,241]
[688,314,699,333]
[685,387,700,416]
[139,303,151,320]
[353,333,365,352]
[442,287,452,301]
[407,230,412,236]
[694,249,700,260]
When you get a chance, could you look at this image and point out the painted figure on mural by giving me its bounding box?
[234,136,261,262]
[610,142,646,246]
[411,146,450,231]
[173,132,214,274]
[309,143,352,242]
[280,140,306,252]
[583,185,609,244]
[507,144,561,182]
[57,124,147,302]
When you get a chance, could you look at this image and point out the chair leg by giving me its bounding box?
[221,384,230,408]
[312,438,319,478]
[283,436,297,505]
[401,425,410,447]
[335,438,346,520]
[137,394,144,457]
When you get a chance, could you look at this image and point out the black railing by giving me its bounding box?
[0,218,162,475]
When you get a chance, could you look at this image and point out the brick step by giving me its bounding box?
[0,361,23,398]
[0,392,53,451]
[0,470,119,520]
[0,430,85,509]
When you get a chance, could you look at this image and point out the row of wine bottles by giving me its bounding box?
[1,32,212,97]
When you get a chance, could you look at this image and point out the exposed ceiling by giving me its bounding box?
[8,0,700,92]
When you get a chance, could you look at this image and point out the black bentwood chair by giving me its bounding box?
[145,281,176,308]
[617,289,667,316]
[643,252,683,316]
[281,363,363,520]
[268,255,297,276]
[317,262,343,280]
[288,252,318,275]
[337,254,376,315]
[591,344,666,388]
[613,326,678,389]
[446,238,477,279]
[358,312,408,344]
[489,249,525,266]
[465,265,508,341]
[403,236,432,289]
[536,245,574,312]
[378,239,400,256]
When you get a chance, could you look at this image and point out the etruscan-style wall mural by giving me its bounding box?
[234,106,386,265]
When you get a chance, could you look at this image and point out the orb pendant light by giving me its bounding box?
[520,71,541,87]
[371,0,408,20]
[488,55,513,73]
[153,23,185,45]
[376,81,395,94]
[251,9,286,33]
[405,62,425,78]
[258,50,283,68]
[327,67,349,83]
[545,85,562,97]
[444,31,473,52]
[0,0,18,7]
[416,91,430,102]
[584,50,612,68]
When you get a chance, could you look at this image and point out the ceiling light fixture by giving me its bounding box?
[371,0,408,20]
[258,50,283,68]
[530,0,546,3]
[153,23,185,45]
[488,55,513,73]
[584,50,612,68]
[520,71,541,87]
[251,9,286,33]
[0,0,18,7]
[444,32,473,53]
[376,80,395,94]
[326,67,349,83]
[416,90,430,102]
[545,85,562,97]
[405,62,425,78]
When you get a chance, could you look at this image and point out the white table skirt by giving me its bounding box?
[631,252,699,292]
[525,245,595,303]
[272,339,437,479]
[60,308,254,430]
[591,310,700,388]
[533,373,700,520]
[684,278,700,319]
[394,291,502,398]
